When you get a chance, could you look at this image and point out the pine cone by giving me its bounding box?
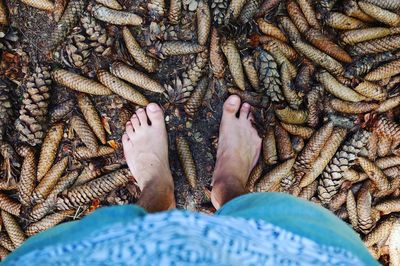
[48,0,86,50]
[55,27,91,69]
[166,50,209,104]
[0,80,13,141]
[176,136,197,189]
[165,75,194,104]
[1,211,26,248]
[306,86,323,128]
[49,99,74,124]
[0,232,15,251]
[0,28,18,51]
[15,65,51,146]
[56,168,131,210]
[184,77,209,116]
[357,182,375,234]
[363,217,395,247]
[318,130,370,203]
[0,142,20,182]
[74,145,115,159]
[281,172,295,190]
[80,12,113,56]
[0,0,7,26]
[239,0,260,24]
[28,171,78,222]
[256,49,284,102]
[32,157,68,203]
[17,145,36,206]
[73,164,101,187]
[0,246,9,259]
[0,193,21,217]
[185,49,209,85]
[211,0,228,26]
[28,199,55,222]
[28,167,78,222]
[373,115,400,142]
[26,210,74,236]
[70,115,99,153]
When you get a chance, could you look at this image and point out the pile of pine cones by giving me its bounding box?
[0,0,400,264]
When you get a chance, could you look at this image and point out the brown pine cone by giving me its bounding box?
[176,136,197,189]
[49,99,75,124]
[256,49,284,102]
[55,27,91,69]
[29,200,55,222]
[28,171,78,221]
[356,182,375,234]
[26,210,75,236]
[17,145,37,206]
[0,245,9,259]
[185,49,209,85]
[80,12,113,56]
[32,157,69,203]
[0,80,13,141]
[56,168,131,210]
[0,193,20,217]
[0,232,15,251]
[74,145,114,160]
[318,130,370,203]
[211,0,228,26]
[15,65,51,146]
[164,76,193,104]
[184,77,208,116]
[1,211,26,248]
[73,164,101,187]
[70,115,99,153]
[48,0,87,50]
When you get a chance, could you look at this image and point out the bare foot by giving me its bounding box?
[122,103,175,212]
[211,95,262,209]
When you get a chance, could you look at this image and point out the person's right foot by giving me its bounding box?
[211,95,262,209]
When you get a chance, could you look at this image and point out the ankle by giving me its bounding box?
[211,175,247,209]
[138,178,175,212]
[212,166,246,187]
[137,170,173,191]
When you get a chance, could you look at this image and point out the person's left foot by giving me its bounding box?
[122,103,175,210]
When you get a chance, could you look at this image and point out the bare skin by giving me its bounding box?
[122,103,175,212]
[122,95,262,212]
[211,95,262,209]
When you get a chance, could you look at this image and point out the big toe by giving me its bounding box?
[146,103,164,126]
[223,95,241,117]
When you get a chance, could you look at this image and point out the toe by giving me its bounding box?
[146,103,165,126]
[122,133,132,148]
[125,122,135,140]
[136,108,148,126]
[239,103,251,119]
[223,95,241,117]
[131,114,140,130]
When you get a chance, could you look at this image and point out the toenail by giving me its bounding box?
[228,95,239,105]
[148,103,158,112]
[242,103,250,109]
[137,109,144,113]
